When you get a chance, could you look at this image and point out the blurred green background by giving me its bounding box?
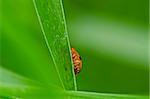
[63,0,149,94]
[1,0,149,95]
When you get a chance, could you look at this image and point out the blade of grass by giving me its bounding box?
[0,66,65,98]
[33,0,76,90]
[66,91,149,99]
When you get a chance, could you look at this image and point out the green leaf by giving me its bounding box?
[66,91,149,99]
[33,0,76,90]
[0,67,65,99]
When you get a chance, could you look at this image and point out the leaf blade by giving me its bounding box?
[33,0,76,90]
[67,91,149,99]
[0,66,65,99]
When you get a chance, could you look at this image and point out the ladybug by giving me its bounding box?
[71,48,82,75]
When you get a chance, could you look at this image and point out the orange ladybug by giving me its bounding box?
[71,48,82,75]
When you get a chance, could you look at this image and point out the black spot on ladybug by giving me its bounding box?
[79,56,82,60]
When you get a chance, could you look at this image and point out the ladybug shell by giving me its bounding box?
[71,48,82,75]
